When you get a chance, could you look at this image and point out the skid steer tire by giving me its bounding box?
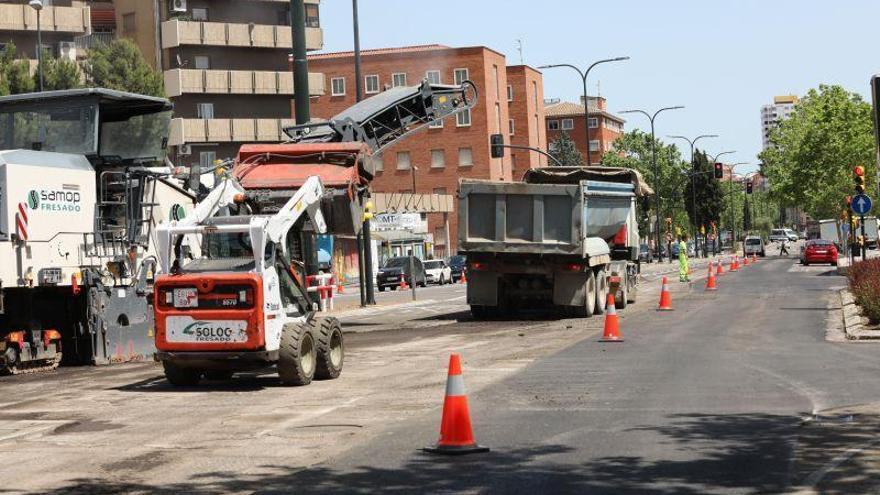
[310,317,344,380]
[572,271,597,317]
[594,268,607,315]
[278,322,316,386]
[163,362,201,387]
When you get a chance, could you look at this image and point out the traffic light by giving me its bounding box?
[714,162,723,179]
[490,134,505,158]
[854,165,866,193]
[746,181,753,194]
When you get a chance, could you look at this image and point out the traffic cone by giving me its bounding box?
[716,260,725,276]
[459,270,467,284]
[657,276,674,311]
[752,254,758,263]
[336,274,345,294]
[706,262,718,291]
[399,277,409,290]
[424,353,489,455]
[743,255,750,266]
[599,292,623,342]
[730,256,739,272]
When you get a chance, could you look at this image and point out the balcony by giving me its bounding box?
[168,118,297,146]
[163,68,324,97]
[161,20,322,51]
[0,3,90,33]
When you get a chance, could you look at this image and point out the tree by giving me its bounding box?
[83,39,164,97]
[684,149,724,233]
[548,132,583,166]
[759,85,875,220]
[39,51,82,91]
[743,196,752,232]
[0,43,35,94]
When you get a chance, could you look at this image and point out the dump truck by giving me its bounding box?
[458,166,651,318]
[0,89,195,374]
[152,79,476,386]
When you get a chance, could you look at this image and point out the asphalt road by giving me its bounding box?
[277,256,880,494]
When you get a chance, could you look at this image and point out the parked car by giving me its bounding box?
[639,243,653,263]
[743,236,766,257]
[424,259,452,285]
[376,256,427,291]
[448,254,467,282]
[770,228,799,243]
[801,239,838,266]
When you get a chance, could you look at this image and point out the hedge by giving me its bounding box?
[847,258,880,323]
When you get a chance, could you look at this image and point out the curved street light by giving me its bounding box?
[538,56,629,165]
[620,106,685,254]
[29,0,44,92]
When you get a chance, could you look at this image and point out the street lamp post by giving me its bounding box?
[538,57,629,165]
[669,134,717,257]
[620,106,684,258]
[29,0,43,92]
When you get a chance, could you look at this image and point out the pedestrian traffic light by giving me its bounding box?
[746,181,753,194]
[714,162,723,179]
[854,165,866,193]
[490,134,505,158]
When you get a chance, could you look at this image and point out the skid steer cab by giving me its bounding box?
[153,176,343,386]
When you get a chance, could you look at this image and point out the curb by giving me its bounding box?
[838,288,880,340]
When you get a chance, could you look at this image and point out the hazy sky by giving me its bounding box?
[317,0,880,173]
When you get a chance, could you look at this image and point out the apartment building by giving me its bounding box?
[761,94,798,149]
[114,0,325,175]
[0,0,97,63]
[307,44,545,256]
[544,96,625,164]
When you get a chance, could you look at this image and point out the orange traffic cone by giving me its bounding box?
[399,277,409,290]
[424,353,489,455]
[730,256,739,272]
[657,276,674,311]
[460,270,467,284]
[752,254,758,263]
[706,262,718,291]
[599,292,624,342]
[716,260,725,276]
[743,255,750,266]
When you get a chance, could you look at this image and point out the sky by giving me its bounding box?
[317,0,880,173]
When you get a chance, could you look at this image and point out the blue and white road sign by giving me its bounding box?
[851,194,873,215]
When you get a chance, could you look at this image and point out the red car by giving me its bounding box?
[801,239,838,266]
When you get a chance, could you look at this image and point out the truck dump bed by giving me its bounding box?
[458,177,636,257]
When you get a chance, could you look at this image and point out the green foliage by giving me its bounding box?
[548,132,583,167]
[743,197,752,231]
[684,150,724,231]
[759,85,875,220]
[0,43,35,94]
[848,258,880,323]
[39,51,81,91]
[83,39,164,97]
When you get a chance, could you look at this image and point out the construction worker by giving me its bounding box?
[678,234,690,282]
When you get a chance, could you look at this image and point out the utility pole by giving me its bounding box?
[669,134,717,258]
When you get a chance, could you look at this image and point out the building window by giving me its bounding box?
[392,72,407,87]
[589,140,600,152]
[370,154,383,172]
[588,117,598,128]
[509,119,515,135]
[454,69,471,127]
[507,84,513,101]
[396,151,411,170]
[199,151,216,170]
[196,103,214,119]
[364,74,379,94]
[561,118,574,130]
[331,77,345,96]
[305,4,320,27]
[532,81,538,106]
[431,149,445,168]
[194,56,210,70]
[493,65,500,99]
[458,147,473,167]
[191,8,208,21]
[122,13,135,33]
[426,70,441,84]
[547,119,559,130]
[495,103,502,134]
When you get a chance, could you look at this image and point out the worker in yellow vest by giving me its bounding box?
[678,233,690,283]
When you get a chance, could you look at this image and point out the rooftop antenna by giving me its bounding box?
[515,39,523,65]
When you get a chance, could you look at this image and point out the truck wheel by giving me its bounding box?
[594,268,608,315]
[573,271,596,317]
[615,278,628,310]
[278,322,316,386]
[626,281,638,304]
[205,371,234,381]
[311,317,344,380]
[163,361,202,386]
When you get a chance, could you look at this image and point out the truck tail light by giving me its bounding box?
[469,262,488,271]
[563,263,582,272]
[613,226,627,246]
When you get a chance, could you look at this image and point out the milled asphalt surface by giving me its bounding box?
[276,256,880,494]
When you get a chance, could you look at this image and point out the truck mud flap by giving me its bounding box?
[88,286,155,365]
[466,271,498,306]
[553,272,589,307]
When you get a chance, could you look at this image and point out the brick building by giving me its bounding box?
[115,0,325,178]
[307,44,546,256]
[544,97,625,164]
